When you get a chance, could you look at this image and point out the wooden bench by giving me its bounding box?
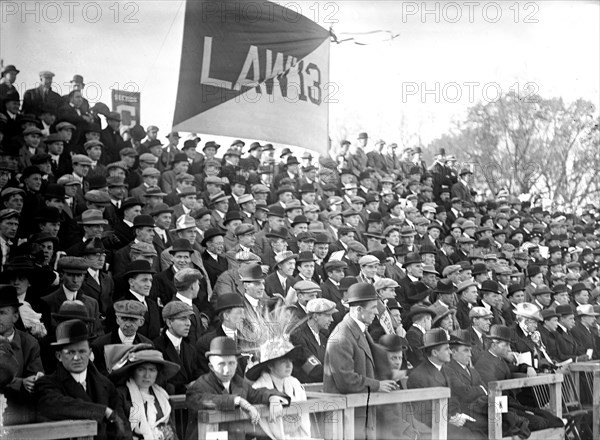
[487,373,564,440]
[567,361,600,439]
[0,420,97,440]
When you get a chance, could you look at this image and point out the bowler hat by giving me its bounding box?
[403,252,422,267]
[239,263,264,282]
[149,203,173,217]
[531,285,553,296]
[51,300,93,322]
[407,304,436,321]
[0,285,22,308]
[43,184,65,201]
[420,328,450,349]
[541,309,559,321]
[121,198,145,214]
[339,277,357,292]
[201,228,225,246]
[28,232,59,247]
[296,251,317,264]
[51,319,92,347]
[206,336,241,357]
[345,282,378,304]
[214,294,245,313]
[507,284,525,297]
[36,206,61,223]
[132,214,154,228]
[480,280,501,295]
[378,334,409,352]
[169,238,194,254]
[123,260,156,279]
[223,210,243,225]
[486,325,512,343]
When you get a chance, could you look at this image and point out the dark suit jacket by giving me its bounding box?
[100,126,128,164]
[468,326,486,364]
[443,358,488,418]
[264,271,294,298]
[451,181,472,203]
[108,291,162,340]
[169,296,204,347]
[35,363,130,440]
[201,250,228,288]
[91,330,152,375]
[539,325,560,363]
[405,325,425,367]
[456,300,472,329]
[41,286,103,336]
[407,359,460,426]
[571,321,596,358]
[80,271,114,317]
[194,325,247,377]
[290,321,327,383]
[22,86,62,116]
[150,266,177,306]
[555,325,584,361]
[152,331,202,395]
[185,371,289,440]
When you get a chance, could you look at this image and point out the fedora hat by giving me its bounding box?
[201,228,225,246]
[571,283,589,295]
[171,214,196,232]
[449,329,472,347]
[431,306,456,327]
[51,319,93,347]
[407,304,436,321]
[106,344,180,380]
[514,302,542,322]
[296,251,317,264]
[0,285,22,308]
[123,260,156,280]
[51,300,93,323]
[378,334,409,352]
[556,304,575,317]
[339,277,358,293]
[576,305,600,317]
[206,336,241,357]
[214,293,245,313]
[434,281,455,295]
[479,280,501,295]
[120,197,144,214]
[81,237,106,255]
[78,209,108,225]
[3,256,35,278]
[486,325,512,343]
[420,328,451,349]
[403,252,422,267]
[506,285,524,297]
[169,238,194,255]
[406,282,432,304]
[273,251,297,270]
[149,203,173,217]
[345,282,378,304]
[239,263,264,282]
[245,339,303,381]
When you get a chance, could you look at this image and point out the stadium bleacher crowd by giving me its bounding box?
[1,66,600,440]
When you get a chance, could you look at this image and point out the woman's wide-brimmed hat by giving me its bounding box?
[245,339,303,381]
[106,343,180,381]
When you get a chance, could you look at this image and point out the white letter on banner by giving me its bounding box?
[264,49,285,96]
[200,37,233,90]
[234,45,261,91]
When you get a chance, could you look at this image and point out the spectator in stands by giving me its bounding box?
[22,71,62,117]
[92,299,152,375]
[35,319,130,440]
[107,343,179,440]
[186,336,290,440]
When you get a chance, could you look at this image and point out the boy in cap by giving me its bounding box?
[90,299,152,375]
[168,268,207,345]
[153,301,203,394]
[186,336,291,440]
[35,319,130,440]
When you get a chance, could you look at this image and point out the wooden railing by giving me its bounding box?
[487,373,564,440]
[0,420,97,440]
[169,394,188,439]
[568,361,600,439]
[196,395,346,439]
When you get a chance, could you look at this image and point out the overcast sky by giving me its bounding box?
[2,0,598,150]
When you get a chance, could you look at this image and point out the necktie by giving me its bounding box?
[175,345,180,355]
[79,381,86,391]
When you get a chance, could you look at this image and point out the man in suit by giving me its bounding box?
[404,305,436,367]
[290,298,336,383]
[264,251,296,299]
[289,280,320,321]
[212,252,260,302]
[0,208,20,271]
[0,285,45,424]
[224,223,261,269]
[100,112,128,164]
[169,268,206,346]
[474,325,564,432]
[41,256,103,337]
[152,302,203,395]
[407,328,484,439]
[91,300,152,375]
[110,260,161,340]
[185,336,290,440]
[455,279,479,329]
[35,319,130,440]
[149,203,173,256]
[195,293,247,375]
[324,283,399,439]
[395,252,423,309]
[451,168,474,203]
[538,308,562,362]
[554,304,589,362]
[201,227,228,288]
[22,71,62,117]
[571,305,599,359]
[321,260,347,320]
[80,238,114,320]
[467,306,493,364]
[113,215,159,276]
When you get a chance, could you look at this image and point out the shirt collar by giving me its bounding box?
[350,315,367,333]
[70,369,87,385]
[129,290,147,304]
[176,293,193,306]
[62,285,78,300]
[166,330,182,349]
[118,328,136,344]
[245,293,259,308]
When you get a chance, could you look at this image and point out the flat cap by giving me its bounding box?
[234,224,255,236]
[57,256,89,273]
[139,153,159,163]
[324,260,347,271]
[84,190,111,204]
[306,298,337,314]
[347,240,367,254]
[130,242,158,256]
[174,268,203,289]
[0,208,20,221]
[113,300,147,318]
[374,278,399,290]
[294,280,321,294]
[442,264,461,277]
[72,154,92,165]
[57,174,82,186]
[142,167,161,177]
[162,301,194,321]
[359,255,380,266]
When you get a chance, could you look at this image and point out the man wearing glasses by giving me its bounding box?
[35,319,129,439]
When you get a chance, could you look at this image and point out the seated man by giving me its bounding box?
[153,302,202,394]
[404,305,436,367]
[554,304,589,362]
[407,328,486,439]
[91,300,152,375]
[0,285,44,424]
[185,337,290,440]
[35,319,129,440]
[474,325,564,432]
